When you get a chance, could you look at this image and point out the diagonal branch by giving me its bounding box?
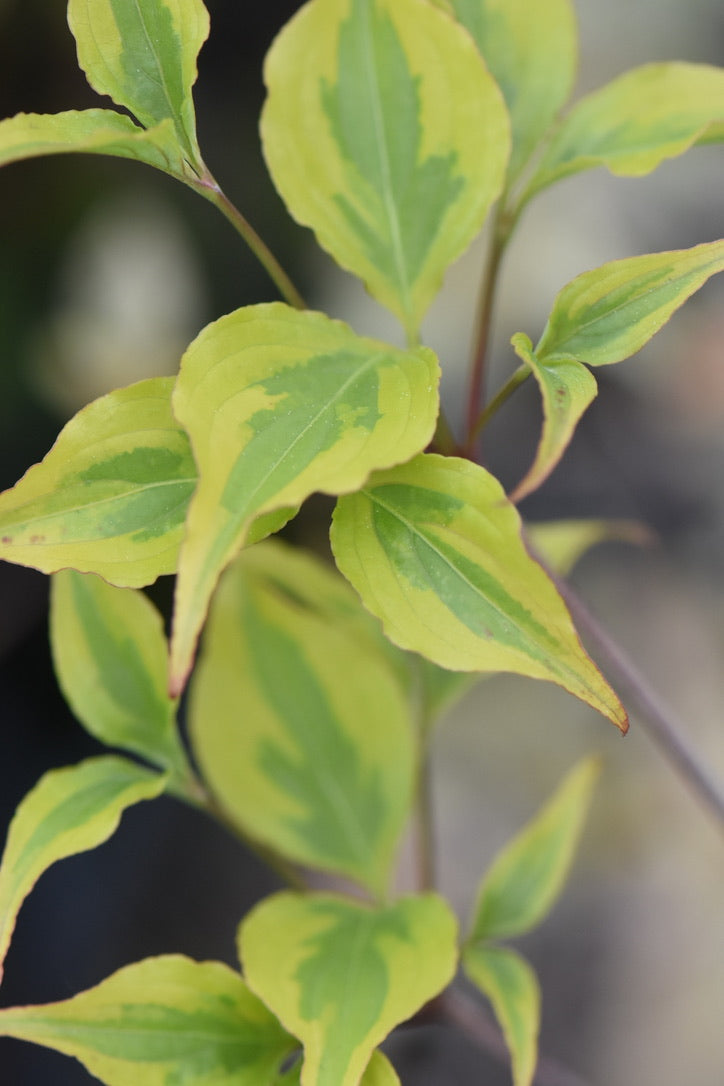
[554,573,724,830]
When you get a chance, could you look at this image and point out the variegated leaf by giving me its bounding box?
[443,0,577,181]
[536,240,724,366]
[526,62,724,200]
[67,0,209,167]
[170,303,439,693]
[261,0,509,339]
[331,454,627,729]
[462,945,540,1086]
[0,757,165,984]
[0,955,295,1084]
[508,332,597,503]
[0,378,195,587]
[240,891,458,1086]
[468,756,601,942]
[0,110,186,176]
[189,544,415,896]
[50,572,190,783]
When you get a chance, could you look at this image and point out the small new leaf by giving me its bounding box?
[239,891,458,1086]
[462,945,540,1086]
[468,756,601,943]
[536,240,724,366]
[331,455,627,729]
[508,332,597,503]
[0,377,196,586]
[261,0,509,339]
[170,302,439,694]
[0,955,296,1084]
[0,757,165,984]
[67,0,210,168]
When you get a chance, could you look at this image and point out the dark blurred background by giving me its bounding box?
[1,1,723,1083]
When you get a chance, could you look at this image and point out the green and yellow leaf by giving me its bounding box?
[189,546,416,896]
[0,757,165,984]
[468,756,600,943]
[170,302,439,694]
[462,945,540,1086]
[239,891,458,1086]
[0,955,296,1084]
[0,378,196,587]
[50,572,189,782]
[331,455,627,729]
[443,0,577,181]
[261,0,509,339]
[277,1050,400,1086]
[535,239,724,366]
[526,518,653,577]
[508,332,597,502]
[67,0,209,167]
[0,110,186,176]
[526,62,724,199]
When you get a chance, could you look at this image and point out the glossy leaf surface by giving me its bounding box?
[331,455,627,729]
[189,544,415,896]
[0,757,164,984]
[444,0,577,180]
[68,0,209,166]
[170,302,439,693]
[0,955,295,1084]
[240,891,458,1086]
[469,756,600,942]
[508,332,597,502]
[536,240,724,366]
[527,62,724,199]
[50,572,188,780]
[462,945,540,1086]
[0,378,195,586]
[0,110,186,176]
[261,0,509,338]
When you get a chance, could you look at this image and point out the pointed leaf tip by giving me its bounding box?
[468,756,602,944]
[508,332,597,503]
[536,239,724,368]
[331,454,628,730]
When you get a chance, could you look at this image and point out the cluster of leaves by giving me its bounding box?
[1,0,724,1083]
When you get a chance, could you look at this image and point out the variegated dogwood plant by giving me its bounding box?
[0,1,723,1084]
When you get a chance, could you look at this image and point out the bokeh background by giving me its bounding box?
[0,1,723,1083]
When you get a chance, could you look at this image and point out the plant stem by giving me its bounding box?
[463,206,511,457]
[410,663,437,893]
[414,750,436,892]
[469,362,531,444]
[553,574,724,830]
[191,170,307,310]
[431,408,457,455]
[439,987,593,1086]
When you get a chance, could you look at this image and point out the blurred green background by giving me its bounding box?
[0,1,723,1083]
